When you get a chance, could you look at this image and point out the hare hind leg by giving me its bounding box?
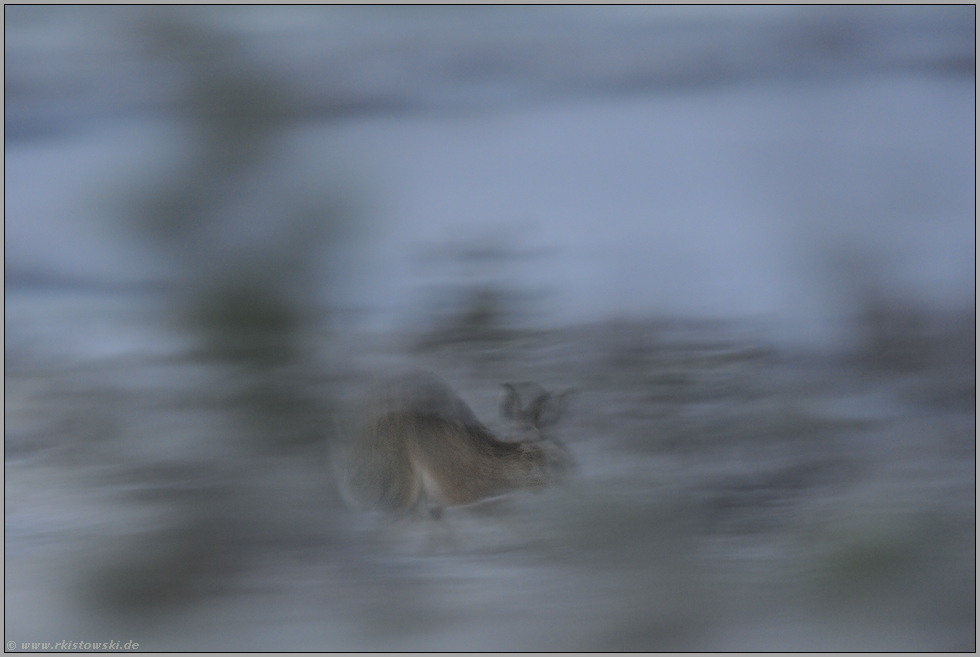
[347,424,424,513]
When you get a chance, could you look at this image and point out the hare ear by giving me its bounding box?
[525,391,553,426]
[499,383,522,421]
[533,388,577,428]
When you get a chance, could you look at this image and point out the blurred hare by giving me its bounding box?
[344,372,574,517]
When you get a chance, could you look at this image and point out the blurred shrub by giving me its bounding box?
[86,10,355,617]
[413,235,551,355]
[853,290,931,373]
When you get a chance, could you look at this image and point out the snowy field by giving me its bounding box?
[5,290,975,651]
[5,6,975,652]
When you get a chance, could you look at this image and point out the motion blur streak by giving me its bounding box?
[5,6,975,651]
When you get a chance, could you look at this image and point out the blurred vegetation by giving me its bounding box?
[80,11,355,616]
[135,12,352,453]
[412,234,553,358]
[845,276,975,414]
[854,288,932,373]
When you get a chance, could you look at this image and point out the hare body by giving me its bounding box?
[344,372,573,515]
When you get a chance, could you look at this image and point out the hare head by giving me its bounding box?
[498,382,576,472]
[499,383,573,437]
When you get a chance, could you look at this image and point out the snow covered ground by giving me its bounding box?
[4,7,975,651]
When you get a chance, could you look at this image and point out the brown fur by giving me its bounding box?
[344,374,573,515]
